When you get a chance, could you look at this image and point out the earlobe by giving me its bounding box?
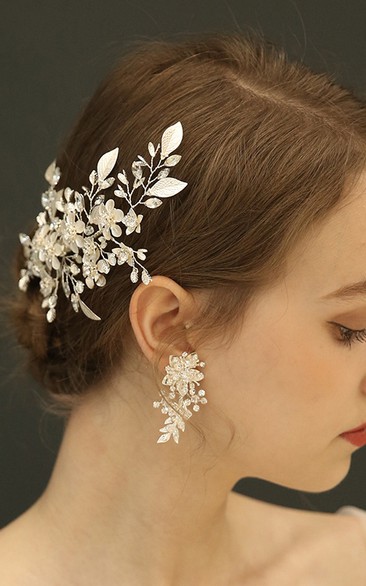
[128,275,196,366]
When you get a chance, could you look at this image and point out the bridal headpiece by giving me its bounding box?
[18,121,187,323]
[17,119,208,445]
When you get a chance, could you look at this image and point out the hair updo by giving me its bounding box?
[5,30,366,421]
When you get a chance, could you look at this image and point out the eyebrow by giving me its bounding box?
[321,279,366,301]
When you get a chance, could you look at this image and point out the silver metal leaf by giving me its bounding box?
[97,147,119,181]
[157,433,170,443]
[161,121,183,158]
[148,177,187,198]
[148,142,155,157]
[79,298,101,320]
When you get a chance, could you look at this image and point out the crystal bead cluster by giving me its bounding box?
[153,351,208,444]
[18,121,188,322]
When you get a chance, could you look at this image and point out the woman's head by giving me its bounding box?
[7,31,366,487]
[128,170,366,493]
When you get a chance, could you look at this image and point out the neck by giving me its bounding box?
[20,376,256,585]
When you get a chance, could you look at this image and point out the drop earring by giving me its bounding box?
[152,338,207,444]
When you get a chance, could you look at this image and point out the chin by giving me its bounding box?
[289,457,352,493]
[258,456,353,494]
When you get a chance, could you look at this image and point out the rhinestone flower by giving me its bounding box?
[152,351,207,444]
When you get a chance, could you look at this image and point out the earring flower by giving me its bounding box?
[153,351,207,444]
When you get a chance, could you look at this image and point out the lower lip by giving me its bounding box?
[340,429,366,447]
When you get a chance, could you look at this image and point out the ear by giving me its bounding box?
[128,275,198,372]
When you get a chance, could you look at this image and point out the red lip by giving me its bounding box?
[342,421,366,434]
[340,422,366,448]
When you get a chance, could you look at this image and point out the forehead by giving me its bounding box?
[284,172,366,300]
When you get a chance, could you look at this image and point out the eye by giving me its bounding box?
[333,323,366,349]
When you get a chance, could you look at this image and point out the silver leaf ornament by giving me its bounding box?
[97,147,119,181]
[161,121,183,158]
[148,177,187,198]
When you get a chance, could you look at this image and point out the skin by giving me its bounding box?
[1,171,366,585]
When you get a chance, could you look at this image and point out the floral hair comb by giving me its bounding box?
[18,121,187,323]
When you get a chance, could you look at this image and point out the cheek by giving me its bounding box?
[221,323,339,446]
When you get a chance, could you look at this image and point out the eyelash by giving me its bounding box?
[335,324,366,349]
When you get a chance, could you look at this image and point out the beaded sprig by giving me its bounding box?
[18,121,187,322]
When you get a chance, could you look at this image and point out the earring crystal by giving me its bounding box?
[152,350,207,444]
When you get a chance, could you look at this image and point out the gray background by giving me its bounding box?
[1,0,366,527]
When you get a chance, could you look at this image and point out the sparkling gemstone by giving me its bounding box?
[18,275,29,291]
[141,270,151,285]
[145,197,162,208]
[63,280,71,297]
[48,294,57,307]
[64,187,73,200]
[75,281,84,294]
[89,170,97,184]
[130,269,138,283]
[98,260,109,273]
[46,308,56,322]
[52,170,61,185]
[117,252,128,264]
[19,233,30,245]
[107,253,116,265]
[125,216,135,227]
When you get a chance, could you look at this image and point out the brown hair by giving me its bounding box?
[4,30,366,436]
